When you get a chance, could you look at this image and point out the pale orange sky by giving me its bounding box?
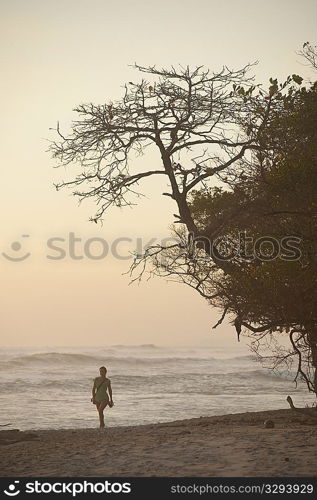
[0,0,316,346]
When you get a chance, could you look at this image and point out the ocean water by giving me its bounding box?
[0,345,315,430]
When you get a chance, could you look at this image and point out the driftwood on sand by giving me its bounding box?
[286,396,317,420]
[0,429,39,446]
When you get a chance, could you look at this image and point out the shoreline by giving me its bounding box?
[1,408,316,477]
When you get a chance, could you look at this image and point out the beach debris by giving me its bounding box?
[263,420,275,428]
[286,396,317,420]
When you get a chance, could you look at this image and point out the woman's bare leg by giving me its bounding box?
[95,402,102,427]
[97,401,108,428]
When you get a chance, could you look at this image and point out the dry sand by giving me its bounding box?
[0,409,316,477]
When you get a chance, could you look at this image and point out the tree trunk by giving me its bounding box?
[308,326,317,399]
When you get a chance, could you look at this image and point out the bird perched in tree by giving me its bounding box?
[234,316,242,341]
[108,105,114,120]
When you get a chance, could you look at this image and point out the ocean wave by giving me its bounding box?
[0,364,299,398]
[0,369,296,396]
[0,351,259,372]
[0,352,105,367]
[109,344,157,348]
[230,355,256,361]
[224,369,293,381]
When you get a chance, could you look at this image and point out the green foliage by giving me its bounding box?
[188,78,317,392]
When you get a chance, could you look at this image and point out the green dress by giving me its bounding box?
[94,377,110,403]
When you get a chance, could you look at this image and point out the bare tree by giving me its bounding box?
[51,63,271,269]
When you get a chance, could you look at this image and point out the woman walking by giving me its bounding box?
[91,366,113,428]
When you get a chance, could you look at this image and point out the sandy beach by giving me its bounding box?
[0,408,316,477]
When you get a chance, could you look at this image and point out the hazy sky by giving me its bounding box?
[0,0,316,347]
